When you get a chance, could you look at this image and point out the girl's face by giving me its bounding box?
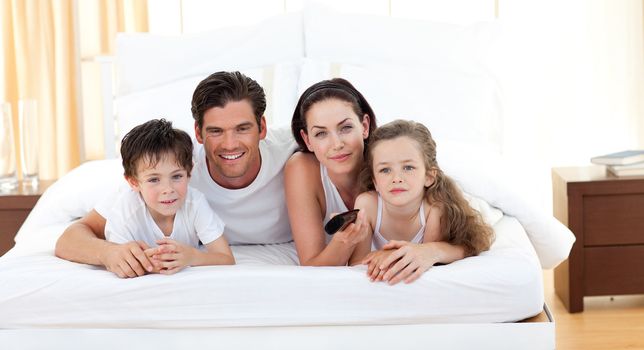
[301,98,370,175]
[371,136,434,207]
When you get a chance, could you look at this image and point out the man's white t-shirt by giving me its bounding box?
[99,187,225,248]
[190,127,297,245]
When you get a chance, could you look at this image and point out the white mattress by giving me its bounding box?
[0,215,543,328]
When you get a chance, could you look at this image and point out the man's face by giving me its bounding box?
[195,100,267,189]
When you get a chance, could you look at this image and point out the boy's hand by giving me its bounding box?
[148,238,197,275]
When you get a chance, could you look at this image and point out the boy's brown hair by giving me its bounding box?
[120,119,193,178]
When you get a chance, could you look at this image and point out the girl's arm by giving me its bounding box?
[285,153,368,266]
[375,240,466,284]
[375,203,466,284]
[347,192,377,266]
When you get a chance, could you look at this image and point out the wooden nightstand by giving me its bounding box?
[552,166,644,312]
[0,180,54,256]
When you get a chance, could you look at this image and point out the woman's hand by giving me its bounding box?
[333,210,370,247]
[146,238,197,275]
[378,240,442,285]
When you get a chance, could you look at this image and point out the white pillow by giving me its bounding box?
[303,4,499,74]
[438,140,575,269]
[115,63,301,143]
[14,159,124,245]
[297,60,503,151]
[116,11,304,96]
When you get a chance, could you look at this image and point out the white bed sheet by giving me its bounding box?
[0,215,542,328]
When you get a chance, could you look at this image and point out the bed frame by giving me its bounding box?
[1,306,553,350]
[1,6,573,349]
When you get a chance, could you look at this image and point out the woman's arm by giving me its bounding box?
[285,153,367,266]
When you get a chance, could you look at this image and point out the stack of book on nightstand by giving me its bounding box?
[591,150,644,177]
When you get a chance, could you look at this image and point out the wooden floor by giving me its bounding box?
[543,269,644,349]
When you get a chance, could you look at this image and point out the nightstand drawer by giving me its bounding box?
[0,209,31,254]
[0,180,54,256]
[584,246,644,295]
[583,193,644,246]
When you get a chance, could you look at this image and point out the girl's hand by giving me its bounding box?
[333,210,369,247]
[361,249,397,282]
[148,238,197,275]
[379,240,441,285]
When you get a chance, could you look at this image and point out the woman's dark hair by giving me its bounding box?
[191,71,266,131]
[121,118,193,178]
[291,78,377,153]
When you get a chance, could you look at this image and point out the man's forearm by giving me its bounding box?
[55,223,111,266]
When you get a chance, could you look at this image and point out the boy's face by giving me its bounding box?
[126,152,189,222]
[194,100,267,189]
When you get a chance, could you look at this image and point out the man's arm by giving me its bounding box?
[55,210,154,278]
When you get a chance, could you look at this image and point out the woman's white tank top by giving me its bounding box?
[320,165,349,242]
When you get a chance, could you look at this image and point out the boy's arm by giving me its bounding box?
[55,210,154,278]
[195,235,235,266]
[151,236,235,274]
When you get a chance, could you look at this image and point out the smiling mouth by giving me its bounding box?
[330,153,350,161]
[160,199,177,205]
[220,152,244,160]
[390,189,406,194]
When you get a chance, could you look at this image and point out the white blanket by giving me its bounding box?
[0,216,542,328]
[0,141,574,328]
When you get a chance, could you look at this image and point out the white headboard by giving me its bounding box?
[101,5,502,159]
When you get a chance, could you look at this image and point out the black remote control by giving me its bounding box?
[324,209,360,235]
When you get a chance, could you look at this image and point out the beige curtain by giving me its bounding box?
[79,0,148,160]
[1,0,79,181]
[1,0,147,180]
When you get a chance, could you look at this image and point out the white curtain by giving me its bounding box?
[494,0,644,208]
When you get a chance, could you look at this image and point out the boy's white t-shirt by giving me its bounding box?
[190,127,297,245]
[99,187,225,248]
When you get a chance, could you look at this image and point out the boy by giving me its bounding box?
[104,118,234,275]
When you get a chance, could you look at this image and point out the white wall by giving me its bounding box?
[148,0,495,34]
[134,0,644,211]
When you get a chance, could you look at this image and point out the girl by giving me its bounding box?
[285,78,376,266]
[353,119,494,284]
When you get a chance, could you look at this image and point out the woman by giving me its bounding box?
[285,78,376,266]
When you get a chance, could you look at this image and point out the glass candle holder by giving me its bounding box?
[0,102,18,191]
[18,99,39,187]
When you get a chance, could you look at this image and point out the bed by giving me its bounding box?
[0,5,574,349]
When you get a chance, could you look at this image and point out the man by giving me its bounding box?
[55,71,297,278]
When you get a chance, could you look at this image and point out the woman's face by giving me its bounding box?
[301,98,370,175]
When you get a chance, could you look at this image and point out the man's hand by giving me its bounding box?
[100,241,154,278]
